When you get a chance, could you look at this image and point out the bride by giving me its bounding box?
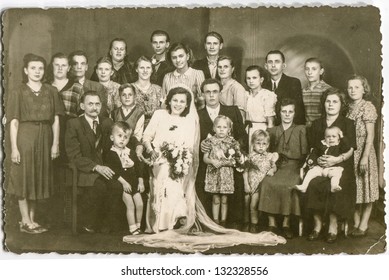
[123,84,285,252]
[142,86,198,233]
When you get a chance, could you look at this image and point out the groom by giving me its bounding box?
[197,78,248,230]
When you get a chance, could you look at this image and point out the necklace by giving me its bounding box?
[27,83,42,96]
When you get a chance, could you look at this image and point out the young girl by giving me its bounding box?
[7,53,63,233]
[245,65,277,150]
[346,75,379,237]
[243,129,278,233]
[104,121,145,235]
[294,126,350,193]
[217,56,247,121]
[96,56,121,116]
[111,84,145,142]
[302,57,332,126]
[203,115,241,226]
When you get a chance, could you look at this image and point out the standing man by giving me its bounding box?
[197,78,247,230]
[193,31,223,79]
[65,91,115,233]
[150,30,174,86]
[263,50,305,125]
[69,50,108,116]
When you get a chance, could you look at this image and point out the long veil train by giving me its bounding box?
[123,84,286,253]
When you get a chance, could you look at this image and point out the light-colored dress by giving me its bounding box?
[246,88,277,149]
[347,99,379,203]
[204,135,238,194]
[161,67,205,107]
[246,152,278,193]
[220,79,247,120]
[143,109,197,233]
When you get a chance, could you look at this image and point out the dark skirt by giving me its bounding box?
[7,122,54,200]
[304,159,356,220]
[258,159,301,216]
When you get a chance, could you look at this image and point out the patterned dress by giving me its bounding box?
[347,100,379,203]
[131,83,162,128]
[246,152,278,193]
[7,84,64,200]
[204,135,239,194]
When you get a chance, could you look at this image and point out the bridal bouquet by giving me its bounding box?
[160,141,193,181]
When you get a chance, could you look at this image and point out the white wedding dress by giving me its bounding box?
[123,85,286,253]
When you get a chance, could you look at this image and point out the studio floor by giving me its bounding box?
[3,218,386,255]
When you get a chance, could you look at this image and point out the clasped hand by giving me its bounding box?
[317,155,338,168]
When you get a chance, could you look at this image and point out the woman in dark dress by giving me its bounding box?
[305,88,356,243]
[91,38,136,84]
[7,53,64,234]
[258,98,308,239]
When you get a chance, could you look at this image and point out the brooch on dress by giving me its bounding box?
[169,125,178,131]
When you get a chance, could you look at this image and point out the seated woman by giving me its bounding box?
[131,56,162,128]
[162,43,205,109]
[142,86,197,233]
[258,98,308,239]
[91,38,136,84]
[217,56,247,121]
[305,88,356,243]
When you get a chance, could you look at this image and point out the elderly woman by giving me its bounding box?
[258,98,308,239]
[305,88,356,243]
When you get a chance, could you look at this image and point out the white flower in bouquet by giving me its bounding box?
[168,143,175,150]
[175,165,183,174]
[176,158,184,165]
[228,148,235,157]
[171,148,179,158]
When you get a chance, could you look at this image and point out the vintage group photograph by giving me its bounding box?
[1,5,386,255]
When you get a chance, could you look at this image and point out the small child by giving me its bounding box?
[243,129,278,233]
[295,126,349,193]
[104,121,145,235]
[203,115,242,226]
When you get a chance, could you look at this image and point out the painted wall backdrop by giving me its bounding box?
[2,6,383,187]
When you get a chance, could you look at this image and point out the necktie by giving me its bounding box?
[273,81,277,91]
[92,120,98,134]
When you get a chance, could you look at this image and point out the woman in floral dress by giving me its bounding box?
[346,75,379,237]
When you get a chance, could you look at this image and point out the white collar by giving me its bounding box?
[84,114,99,129]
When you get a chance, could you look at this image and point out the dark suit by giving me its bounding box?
[65,115,114,229]
[197,104,247,227]
[263,73,305,125]
[193,57,219,80]
[151,60,174,86]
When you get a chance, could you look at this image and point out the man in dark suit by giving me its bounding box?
[263,50,305,125]
[65,91,115,232]
[197,78,248,229]
[193,31,223,80]
[150,30,174,86]
[69,50,108,116]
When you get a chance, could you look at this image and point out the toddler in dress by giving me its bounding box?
[295,126,349,193]
[203,115,242,226]
[104,121,145,235]
[243,129,278,233]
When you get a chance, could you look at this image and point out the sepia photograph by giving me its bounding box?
[0,1,387,278]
